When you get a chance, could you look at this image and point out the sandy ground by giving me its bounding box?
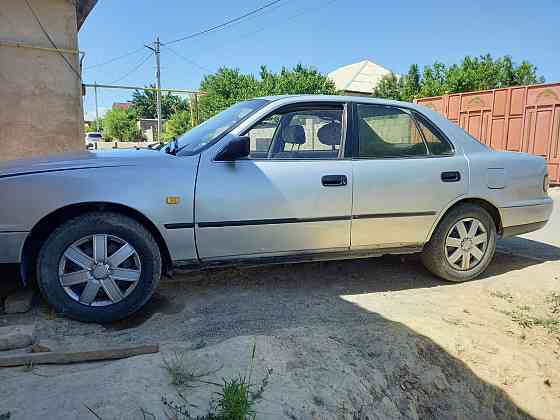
[1,190,559,420]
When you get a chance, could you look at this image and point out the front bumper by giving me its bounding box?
[0,232,28,263]
[499,198,553,238]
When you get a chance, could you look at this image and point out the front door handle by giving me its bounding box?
[322,174,347,187]
[441,171,461,183]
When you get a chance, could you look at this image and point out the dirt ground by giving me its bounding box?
[1,190,559,420]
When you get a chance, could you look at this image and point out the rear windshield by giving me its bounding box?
[88,133,102,138]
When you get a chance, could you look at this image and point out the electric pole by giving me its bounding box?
[146,37,162,142]
[94,81,100,132]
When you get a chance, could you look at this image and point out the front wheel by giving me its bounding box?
[422,204,497,282]
[37,212,162,323]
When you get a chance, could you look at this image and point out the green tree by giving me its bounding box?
[374,55,545,101]
[198,64,337,121]
[401,64,421,101]
[513,60,545,86]
[373,72,403,101]
[257,64,338,96]
[162,110,192,140]
[418,61,448,98]
[198,67,261,121]
[130,86,189,119]
[103,108,143,141]
[85,118,103,133]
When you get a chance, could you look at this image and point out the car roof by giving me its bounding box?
[258,94,424,109]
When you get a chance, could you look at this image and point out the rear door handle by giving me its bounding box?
[441,171,461,183]
[322,174,347,187]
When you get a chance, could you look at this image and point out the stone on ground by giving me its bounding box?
[4,289,34,314]
[0,324,35,351]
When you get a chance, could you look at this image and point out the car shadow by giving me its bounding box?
[497,237,560,262]
[144,255,540,418]
[2,252,544,418]
[0,263,21,299]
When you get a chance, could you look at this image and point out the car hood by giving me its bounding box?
[0,149,173,178]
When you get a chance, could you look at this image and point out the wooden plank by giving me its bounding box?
[0,344,159,367]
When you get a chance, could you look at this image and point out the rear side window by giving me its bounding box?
[414,114,453,155]
[356,104,427,158]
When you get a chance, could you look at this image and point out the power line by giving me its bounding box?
[164,0,283,46]
[194,0,340,60]
[82,1,287,72]
[24,0,82,80]
[163,45,212,74]
[85,47,145,70]
[109,52,152,84]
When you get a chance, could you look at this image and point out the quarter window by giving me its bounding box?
[356,104,427,158]
[414,114,453,155]
[245,108,344,159]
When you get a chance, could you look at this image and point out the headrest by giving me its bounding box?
[317,122,341,146]
[284,125,306,145]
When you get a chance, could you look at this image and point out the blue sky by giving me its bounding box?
[79,0,560,120]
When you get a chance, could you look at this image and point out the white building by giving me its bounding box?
[328,60,394,96]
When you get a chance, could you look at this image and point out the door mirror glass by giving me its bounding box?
[215,135,250,161]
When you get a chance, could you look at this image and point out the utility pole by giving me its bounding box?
[94,81,100,132]
[190,93,199,127]
[146,37,162,142]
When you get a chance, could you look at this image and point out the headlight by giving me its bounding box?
[544,174,550,193]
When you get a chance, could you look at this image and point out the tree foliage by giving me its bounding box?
[130,86,189,119]
[102,108,143,141]
[374,55,545,101]
[162,110,192,140]
[198,64,337,121]
[85,118,103,133]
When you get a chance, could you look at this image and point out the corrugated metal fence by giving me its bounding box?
[415,82,560,184]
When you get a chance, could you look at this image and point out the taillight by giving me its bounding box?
[544,174,550,193]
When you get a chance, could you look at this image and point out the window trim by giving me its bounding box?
[411,110,455,156]
[238,102,350,161]
[351,103,456,160]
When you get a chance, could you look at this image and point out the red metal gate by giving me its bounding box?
[415,83,560,184]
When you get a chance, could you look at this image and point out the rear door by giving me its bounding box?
[195,102,354,260]
[350,103,468,249]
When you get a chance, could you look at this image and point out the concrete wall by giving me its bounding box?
[0,0,84,161]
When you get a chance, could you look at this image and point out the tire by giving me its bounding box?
[422,204,497,282]
[37,212,162,323]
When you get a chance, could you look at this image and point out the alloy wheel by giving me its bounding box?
[444,218,488,271]
[58,234,142,307]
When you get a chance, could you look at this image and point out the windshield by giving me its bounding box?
[177,99,268,154]
[88,133,102,138]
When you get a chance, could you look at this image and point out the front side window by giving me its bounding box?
[357,104,427,158]
[245,108,344,159]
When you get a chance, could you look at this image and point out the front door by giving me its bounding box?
[350,103,468,249]
[195,103,353,260]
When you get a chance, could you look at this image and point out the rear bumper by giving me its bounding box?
[499,198,553,238]
[0,232,28,263]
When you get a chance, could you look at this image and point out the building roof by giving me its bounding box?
[77,0,98,30]
[112,102,132,110]
[328,60,393,94]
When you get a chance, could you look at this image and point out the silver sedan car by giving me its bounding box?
[0,95,553,322]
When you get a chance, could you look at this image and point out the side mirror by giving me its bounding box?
[215,135,250,161]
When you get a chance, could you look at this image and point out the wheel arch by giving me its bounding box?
[21,202,172,284]
[426,197,503,243]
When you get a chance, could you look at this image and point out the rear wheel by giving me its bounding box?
[422,204,496,282]
[37,212,161,322]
